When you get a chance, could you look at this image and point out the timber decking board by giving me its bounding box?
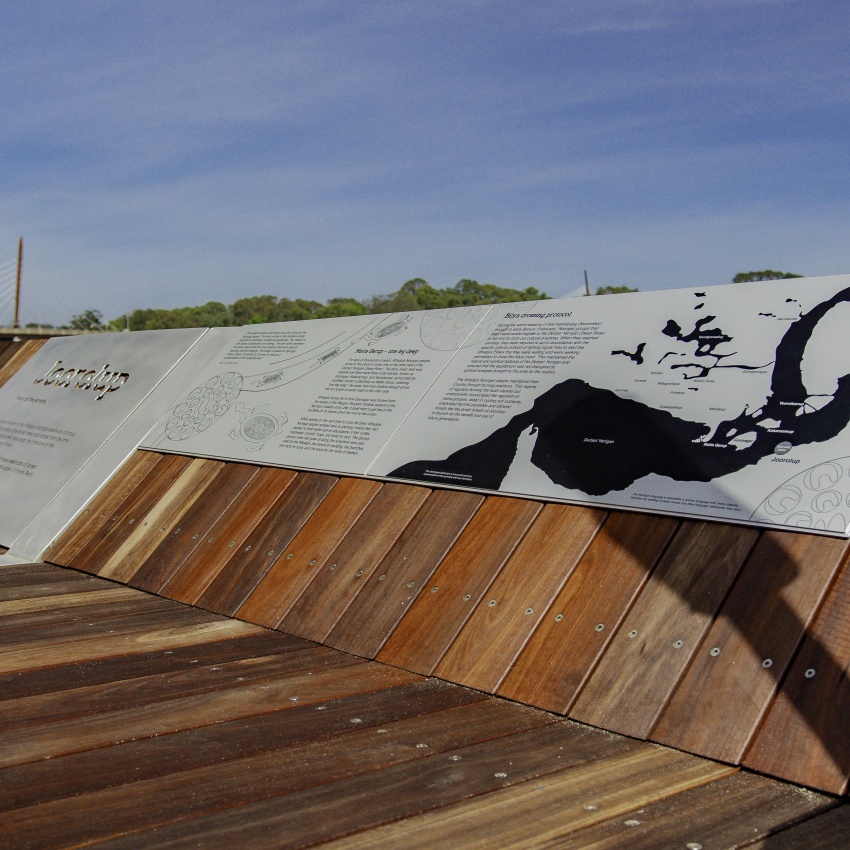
[195,471,340,616]
[0,645,318,733]
[97,457,225,583]
[327,488,484,659]
[434,503,607,693]
[2,700,552,848]
[0,339,47,388]
[0,617,263,676]
[0,585,142,616]
[235,477,383,628]
[0,679,486,813]
[66,453,194,574]
[376,496,543,675]
[128,461,261,593]
[651,530,850,765]
[569,520,759,738]
[744,554,850,794]
[311,745,736,850]
[0,630,309,702]
[91,717,633,850]
[159,466,297,604]
[45,451,162,566]
[749,803,850,848]
[532,770,837,850]
[2,561,846,849]
[279,482,430,643]
[497,511,679,712]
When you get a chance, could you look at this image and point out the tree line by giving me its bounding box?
[63,270,801,331]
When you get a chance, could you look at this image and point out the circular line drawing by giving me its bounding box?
[752,456,850,533]
[165,372,243,441]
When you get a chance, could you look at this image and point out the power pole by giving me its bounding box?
[13,237,22,328]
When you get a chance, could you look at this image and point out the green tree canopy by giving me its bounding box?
[732,270,802,283]
[104,278,551,331]
[594,285,638,295]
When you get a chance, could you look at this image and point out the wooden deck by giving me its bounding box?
[1,560,849,849]
[46,453,850,795]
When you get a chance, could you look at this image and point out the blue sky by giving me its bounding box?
[2,0,849,326]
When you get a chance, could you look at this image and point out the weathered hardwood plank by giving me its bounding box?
[498,512,678,712]
[0,339,47,388]
[0,629,305,701]
[159,466,297,605]
[0,679,486,812]
[744,555,850,794]
[0,697,541,847]
[0,567,107,600]
[0,651,416,768]
[569,521,758,738]
[288,745,734,850]
[377,496,543,675]
[652,531,850,764]
[129,462,260,594]
[280,482,430,643]
[97,458,224,583]
[327,489,484,659]
[0,617,263,675]
[0,593,188,638]
[536,770,835,850]
[435,504,606,693]
[45,451,162,566]
[0,560,103,585]
[747,804,850,849]
[0,647,316,732]
[69,454,194,574]
[235,477,382,628]
[195,471,339,616]
[0,585,140,617]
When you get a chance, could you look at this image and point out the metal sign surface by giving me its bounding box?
[0,329,208,554]
[370,276,850,536]
[141,310,490,473]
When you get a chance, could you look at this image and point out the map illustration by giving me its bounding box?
[384,280,850,534]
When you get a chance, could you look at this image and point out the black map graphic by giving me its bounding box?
[390,286,850,496]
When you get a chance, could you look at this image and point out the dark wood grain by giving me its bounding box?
[288,745,734,850]
[541,770,835,850]
[747,804,850,849]
[377,496,542,675]
[235,477,382,628]
[434,504,606,693]
[129,462,261,593]
[195,472,339,616]
[70,454,194,574]
[159,466,297,605]
[280,483,430,643]
[0,616,264,676]
[327,489,484,659]
[17,700,558,849]
[0,679,486,812]
[45,451,162,566]
[98,458,224,583]
[498,512,678,712]
[0,629,308,701]
[744,554,850,794]
[651,531,850,764]
[1,651,417,769]
[569,521,758,738]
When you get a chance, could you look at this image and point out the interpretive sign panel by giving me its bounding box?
[141,310,491,474]
[0,329,208,553]
[371,275,850,536]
